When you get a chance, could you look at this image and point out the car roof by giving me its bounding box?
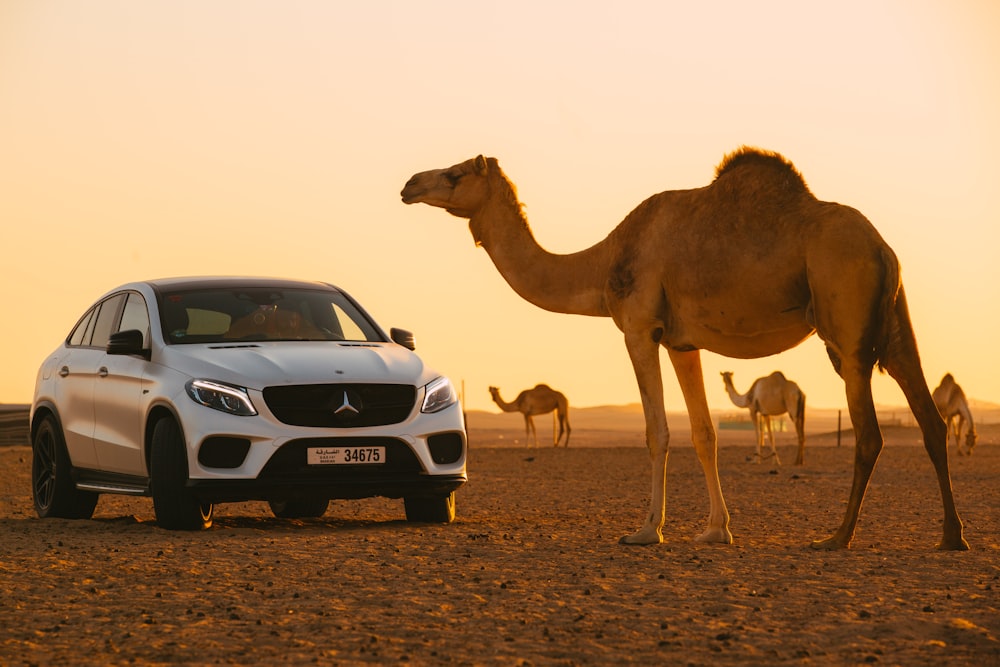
[143,276,343,292]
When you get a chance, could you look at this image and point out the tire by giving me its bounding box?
[268,498,329,519]
[150,418,213,530]
[31,415,98,519]
[404,492,456,523]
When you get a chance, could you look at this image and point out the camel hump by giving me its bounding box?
[713,146,811,195]
[533,383,554,391]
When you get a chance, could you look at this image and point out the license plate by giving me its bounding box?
[307,446,385,465]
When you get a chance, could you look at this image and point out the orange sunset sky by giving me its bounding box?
[2,1,998,414]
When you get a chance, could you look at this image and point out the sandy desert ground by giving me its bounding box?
[0,408,997,666]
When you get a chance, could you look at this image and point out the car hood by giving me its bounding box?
[157,341,432,390]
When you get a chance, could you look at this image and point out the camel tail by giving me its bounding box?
[796,390,806,434]
[873,246,902,373]
[558,395,571,446]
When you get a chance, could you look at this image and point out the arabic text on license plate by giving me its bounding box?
[307,446,386,465]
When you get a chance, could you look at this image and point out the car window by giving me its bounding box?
[82,308,99,345]
[90,294,126,349]
[185,308,231,336]
[331,303,367,341]
[159,287,384,344]
[118,292,150,347]
[68,308,96,346]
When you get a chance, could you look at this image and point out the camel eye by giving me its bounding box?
[444,171,461,186]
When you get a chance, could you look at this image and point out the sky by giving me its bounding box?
[2,1,998,415]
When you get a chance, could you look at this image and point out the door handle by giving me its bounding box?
[98,367,109,377]
[59,366,70,377]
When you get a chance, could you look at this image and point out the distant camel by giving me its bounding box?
[489,385,571,447]
[721,371,807,466]
[932,374,977,456]
[402,147,967,550]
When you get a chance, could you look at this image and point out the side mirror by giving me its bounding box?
[390,327,416,351]
[107,329,149,358]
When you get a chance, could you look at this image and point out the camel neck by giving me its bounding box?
[490,393,518,412]
[723,377,750,407]
[469,195,611,317]
[959,403,975,427]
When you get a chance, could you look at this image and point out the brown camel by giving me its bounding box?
[932,373,978,456]
[401,147,967,550]
[488,384,571,447]
[721,371,807,466]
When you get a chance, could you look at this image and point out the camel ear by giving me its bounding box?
[474,155,488,174]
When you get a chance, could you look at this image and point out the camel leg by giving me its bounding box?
[883,361,968,550]
[812,362,881,550]
[794,407,806,466]
[764,415,780,467]
[752,410,764,464]
[553,411,565,447]
[670,348,732,543]
[954,417,970,456]
[525,416,537,448]
[878,290,968,549]
[619,328,670,545]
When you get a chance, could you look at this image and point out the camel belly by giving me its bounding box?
[652,249,815,357]
[664,298,815,358]
[678,323,816,358]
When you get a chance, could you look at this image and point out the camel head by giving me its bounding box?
[488,386,500,398]
[401,155,494,219]
[721,371,734,385]
[964,429,978,455]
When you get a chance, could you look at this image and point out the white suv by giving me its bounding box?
[30,277,467,530]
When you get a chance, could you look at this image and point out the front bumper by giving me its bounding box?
[187,433,467,503]
[188,473,467,504]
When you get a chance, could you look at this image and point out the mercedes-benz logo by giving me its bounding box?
[333,390,362,416]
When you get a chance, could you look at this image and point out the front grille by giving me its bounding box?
[262,383,417,427]
[258,437,422,481]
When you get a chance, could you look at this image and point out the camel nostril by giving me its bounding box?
[401,179,421,201]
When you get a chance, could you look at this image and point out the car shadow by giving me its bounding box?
[0,515,457,535]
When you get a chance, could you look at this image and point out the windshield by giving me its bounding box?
[157,287,384,344]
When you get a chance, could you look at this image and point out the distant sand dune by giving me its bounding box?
[5,402,998,450]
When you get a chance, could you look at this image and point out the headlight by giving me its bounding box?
[185,379,257,416]
[421,376,457,414]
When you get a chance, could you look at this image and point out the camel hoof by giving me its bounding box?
[937,537,970,551]
[618,530,662,546]
[695,527,733,544]
[810,536,849,550]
